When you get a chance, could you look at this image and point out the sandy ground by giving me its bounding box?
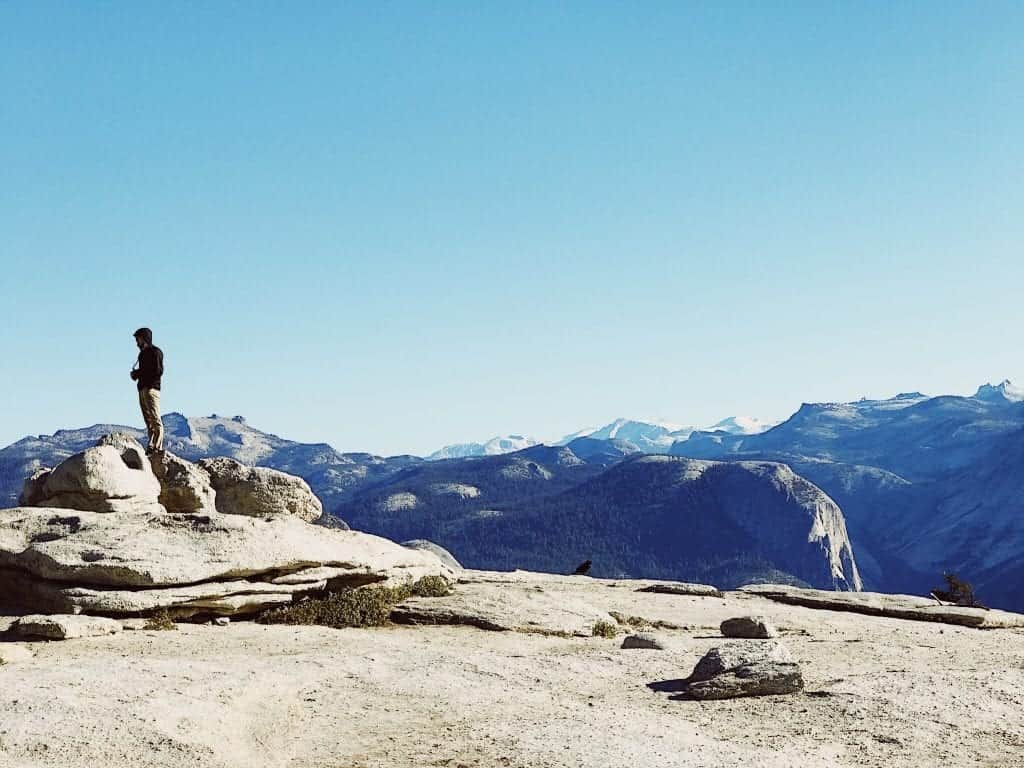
[1,575,1023,768]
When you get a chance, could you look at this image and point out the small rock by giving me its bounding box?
[721,615,778,639]
[691,640,792,679]
[684,640,803,699]
[0,645,34,664]
[213,617,231,627]
[637,583,724,598]
[14,614,122,640]
[687,661,804,700]
[119,618,151,631]
[621,633,666,650]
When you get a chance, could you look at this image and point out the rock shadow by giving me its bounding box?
[647,678,690,694]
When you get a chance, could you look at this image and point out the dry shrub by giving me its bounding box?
[609,611,648,628]
[409,574,451,597]
[932,572,986,608]
[143,609,178,631]
[257,576,452,629]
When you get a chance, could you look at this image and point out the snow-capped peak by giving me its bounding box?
[556,419,694,451]
[703,416,776,435]
[974,379,1024,403]
[427,435,539,461]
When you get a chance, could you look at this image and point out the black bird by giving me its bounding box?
[573,560,592,576]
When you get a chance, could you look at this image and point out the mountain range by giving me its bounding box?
[1,380,1020,608]
[430,414,777,460]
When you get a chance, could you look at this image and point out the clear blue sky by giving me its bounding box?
[2,2,1022,456]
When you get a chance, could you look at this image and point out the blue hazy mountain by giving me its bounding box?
[335,450,861,590]
[670,381,1024,607]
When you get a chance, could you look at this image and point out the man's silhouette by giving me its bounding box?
[131,327,164,454]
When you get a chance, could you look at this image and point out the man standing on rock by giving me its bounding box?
[130,327,164,455]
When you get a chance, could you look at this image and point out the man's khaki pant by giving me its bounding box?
[138,388,164,452]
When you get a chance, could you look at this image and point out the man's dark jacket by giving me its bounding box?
[135,346,164,391]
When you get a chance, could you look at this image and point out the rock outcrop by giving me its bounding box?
[390,576,617,636]
[198,457,323,522]
[0,435,451,619]
[0,507,453,618]
[741,583,1024,629]
[401,539,462,570]
[13,614,122,640]
[637,583,724,598]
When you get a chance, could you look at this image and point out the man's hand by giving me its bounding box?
[130,370,139,381]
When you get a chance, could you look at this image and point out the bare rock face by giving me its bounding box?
[390,578,616,636]
[148,452,217,515]
[401,539,462,570]
[21,436,161,514]
[685,640,803,700]
[14,614,122,640]
[197,457,322,522]
[720,615,777,639]
[0,507,453,618]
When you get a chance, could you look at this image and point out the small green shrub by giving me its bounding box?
[410,574,452,598]
[609,611,648,629]
[592,620,618,638]
[258,584,407,628]
[143,609,178,631]
[257,574,453,629]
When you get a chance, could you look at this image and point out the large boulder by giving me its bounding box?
[197,457,322,522]
[684,640,803,700]
[20,435,161,513]
[0,507,453,618]
[148,451,217,514]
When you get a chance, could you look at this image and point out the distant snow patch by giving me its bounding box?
[430,483,481,499]
[378,492,418,513]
